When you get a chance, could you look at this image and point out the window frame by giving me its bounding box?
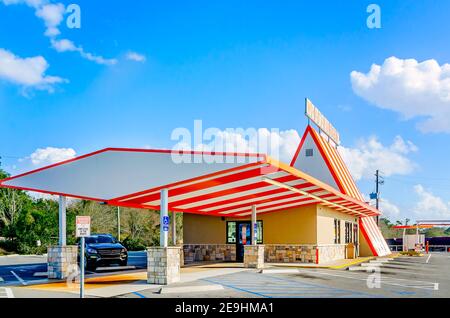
[334,219,341,244]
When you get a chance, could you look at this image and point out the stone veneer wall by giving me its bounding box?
[47,245,78,279]
[265,244,347,264]
[183,244,236,264]
[244,245,265,269]
[147,246,181,285]
[265,244,317,263]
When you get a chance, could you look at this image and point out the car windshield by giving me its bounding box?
[85,235,116,244]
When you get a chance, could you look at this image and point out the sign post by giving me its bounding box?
[76,216,91,299]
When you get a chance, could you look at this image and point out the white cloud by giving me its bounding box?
[379,199,401,219]
[35,3,64,36]
[126,51,146,63]
[172,128,300,164]
[28,147,76,167]
[0,0,46,8]
[413,184,450,219]
[51,39,118,65]
[338,135,418,181]
[1,1,117,66]
[51,38,77,52]
[0,48,66,92]
[351,56,450,133]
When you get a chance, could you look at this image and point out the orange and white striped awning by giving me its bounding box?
[0,148,379,218]
[107,154,379,218]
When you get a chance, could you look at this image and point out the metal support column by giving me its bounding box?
[251,205,257,245]
[58,195,66,246]
[117,206,121,241]
[172,211,177,246]
[160,189,169,247]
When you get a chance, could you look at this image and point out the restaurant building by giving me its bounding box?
[0,100,391,283]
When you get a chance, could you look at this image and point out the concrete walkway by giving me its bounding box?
[20,265,251,298]
[264,253,399,269]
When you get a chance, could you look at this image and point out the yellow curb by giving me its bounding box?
[267,256,376,270]
[329,257,374,269]
[24,272,148,292]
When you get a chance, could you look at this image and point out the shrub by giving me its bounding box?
[122,237,146,251]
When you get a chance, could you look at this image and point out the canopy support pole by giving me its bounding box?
[172,211,177,245]
[58,195,66,246]
[251,205,257,245]
[160,189,168,247]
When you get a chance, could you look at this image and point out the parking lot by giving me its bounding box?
[118,253,449,299]
[0,251,147,286]
[1,252,449,298]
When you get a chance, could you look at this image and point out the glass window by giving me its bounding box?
[345,222,356,244]
[353,223,358,244]
[334,219,341,244]
[256,221,263,244]
[226,221,263,244]
[227,222,236,243]
[345,222,350,244]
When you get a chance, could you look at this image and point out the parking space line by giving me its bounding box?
[426,254,432,263]
[202,278,269,298]
[203,272,377,298]
[298,269,438,291]
[0,287,14,298]
[132,291,146,298]
[10,271,27,286]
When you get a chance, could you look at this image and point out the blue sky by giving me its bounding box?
[1,0,450,222]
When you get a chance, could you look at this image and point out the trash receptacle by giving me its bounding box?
[346,243,355,259]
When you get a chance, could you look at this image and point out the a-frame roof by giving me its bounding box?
[290,125,365,202]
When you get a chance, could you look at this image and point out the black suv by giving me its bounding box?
[79,234,128,270]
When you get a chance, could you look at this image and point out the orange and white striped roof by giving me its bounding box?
[0,147,379,218]
[360,216,391,256]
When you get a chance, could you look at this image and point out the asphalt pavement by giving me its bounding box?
[1,252,449,298]
[118,253,450,298]
[0,251,147,286]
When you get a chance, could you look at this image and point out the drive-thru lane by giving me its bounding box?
[0,251,147,286]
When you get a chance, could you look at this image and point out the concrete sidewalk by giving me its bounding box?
[264,253,399,269]
[20,265,251,298]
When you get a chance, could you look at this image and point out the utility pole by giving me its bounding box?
[374,170,384,226]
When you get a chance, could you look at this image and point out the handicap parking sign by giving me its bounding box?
[162,216,170,231]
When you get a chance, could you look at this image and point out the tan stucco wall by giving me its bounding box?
[316,205,357,245]
[183,205,318,244]
[258,205,317,244]
[183,213,226,244]
[183,204,362,247]
[359,230,375,256]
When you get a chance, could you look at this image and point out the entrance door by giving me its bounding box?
[236,222,252,262]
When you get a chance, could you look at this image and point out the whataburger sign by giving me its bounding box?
[305,98,340,146]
